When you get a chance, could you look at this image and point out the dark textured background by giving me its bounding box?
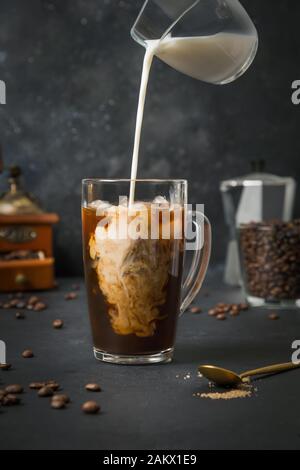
[0,0,299,275]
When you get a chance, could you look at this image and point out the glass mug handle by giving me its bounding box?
[180,211,212,314]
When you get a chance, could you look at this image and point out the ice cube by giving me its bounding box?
[89,199,109,209]
[152,196,169,207]
[118,196,128,207]
[89,200,113,216]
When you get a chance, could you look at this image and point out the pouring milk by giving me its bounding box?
[129,30,258,204]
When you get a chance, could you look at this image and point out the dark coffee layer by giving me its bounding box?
[82,205,184,355]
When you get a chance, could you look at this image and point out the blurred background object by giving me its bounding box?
[221,160,296,285]
[239,219,300,308]
[0,163,43,215]
[0,0,299,275]
[0,153,59,291]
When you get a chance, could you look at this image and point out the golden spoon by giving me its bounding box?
[199,362,300,387]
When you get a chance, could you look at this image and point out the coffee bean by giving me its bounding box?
[208,309,217,317]
[216,305,229,314]
[22,349,34,358]
[38,386,53,397]
[2,394,20,406]
[216,313,227,321]
[268,312,280,321]
[51,398,66,409]
[190,306,202,314]
[230,309,240,317]
[29,382,45,390]
[52,393,70,404]
[33,302,47,311]
[5,384,23,394]
[85,383,101,392]
[216,303,226,309]
[0,363,12,371]
[27,296,39,306]
[45,381,60,391]
[82,401,100,414]
[229,305,240,316]
[65,292,78,300]
[16,312,25,319]
[52,319,64,329]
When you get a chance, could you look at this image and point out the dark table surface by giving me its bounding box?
[1,268,300,450]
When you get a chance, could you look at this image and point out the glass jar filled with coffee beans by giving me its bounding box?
[239,220,300,308]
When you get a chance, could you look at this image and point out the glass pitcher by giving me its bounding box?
[131,0,258,84]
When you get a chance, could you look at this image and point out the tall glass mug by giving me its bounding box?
[82,180,211,364]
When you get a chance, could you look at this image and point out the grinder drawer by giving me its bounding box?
[0,258,55,292]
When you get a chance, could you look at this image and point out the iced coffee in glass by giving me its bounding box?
[82,179,211,364]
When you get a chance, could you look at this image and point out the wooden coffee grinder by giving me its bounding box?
[0,152,59,292]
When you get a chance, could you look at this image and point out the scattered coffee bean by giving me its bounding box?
[189,306,202,314]
[27,296,39,306]
[82,400,100,414]
[65,292,77,300]
[208,301,248,319]
[52,319,64,329]
[2,394,20,406]
[29,382,45,390]
[0,363,12,371]
[85,383,101,392]
[22,349,34,358]
[208,309,217,317]
[5,384,23,394]
[33,302,47,311]
[230,304,240,312]
[45,381,60,391]
[52,393,70,404]
[268,312,280,321]
[230,309,240,317]
[216,313,227,321]
[38,386,53,397]
[16,312,25,319]
[51,398,66,409]
[216,302,226,309]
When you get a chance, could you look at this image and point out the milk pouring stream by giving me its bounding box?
[129,31,258,204]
